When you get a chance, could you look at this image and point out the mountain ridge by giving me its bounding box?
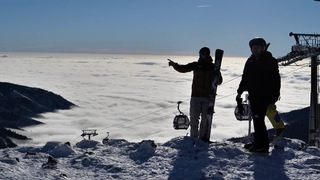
[0,82,75,148]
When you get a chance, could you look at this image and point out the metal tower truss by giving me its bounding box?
[277,32,320,147]
[277,32,320,66]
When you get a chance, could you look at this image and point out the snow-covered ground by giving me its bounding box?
[0,136,319,179]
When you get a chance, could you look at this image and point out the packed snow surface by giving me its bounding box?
[1,136,320,179]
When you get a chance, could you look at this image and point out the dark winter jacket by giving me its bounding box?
[237,51,281,103]
[171,57,222,98]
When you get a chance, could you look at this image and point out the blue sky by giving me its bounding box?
[0,0,319,57]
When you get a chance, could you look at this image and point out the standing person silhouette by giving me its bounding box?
[169,47,222,142]
[236,38,281,153]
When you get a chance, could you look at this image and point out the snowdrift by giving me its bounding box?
[0,136,319,179]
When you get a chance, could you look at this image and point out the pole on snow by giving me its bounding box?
[309,55,319,146]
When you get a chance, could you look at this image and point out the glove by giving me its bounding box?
[270,93,280,104]
[167,59,177,67]
[271,97,280,104]
[235,94,244,115]
[237,104,244,115]
[236,96,244,115]
[168,61,175,67]
[235,93,242,102]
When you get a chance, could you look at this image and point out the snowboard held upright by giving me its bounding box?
[202,49,224,142]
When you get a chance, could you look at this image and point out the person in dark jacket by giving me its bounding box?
[236,38,281,153]
[168,47,223,141]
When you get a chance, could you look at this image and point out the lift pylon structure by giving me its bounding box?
[278,32,320,66]
[277,32,320,147]
[81,129,98,140]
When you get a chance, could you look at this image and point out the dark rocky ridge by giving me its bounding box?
[0,82,75,148]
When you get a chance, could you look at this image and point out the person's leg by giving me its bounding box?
[266,104,285,136]
[250,100,269,150]
[199,98,210,140]
[189,97,202,138]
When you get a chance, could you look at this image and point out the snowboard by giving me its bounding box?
[202,49,224,142]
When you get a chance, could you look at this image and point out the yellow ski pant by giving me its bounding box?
[266,104,285,129]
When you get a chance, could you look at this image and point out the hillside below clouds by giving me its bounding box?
[0,82,75,148]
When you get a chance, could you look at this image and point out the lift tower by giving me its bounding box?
[277,32,320,147]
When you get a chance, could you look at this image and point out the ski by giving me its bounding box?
[203,49,224,142]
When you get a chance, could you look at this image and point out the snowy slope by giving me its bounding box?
[0,136,319,180]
